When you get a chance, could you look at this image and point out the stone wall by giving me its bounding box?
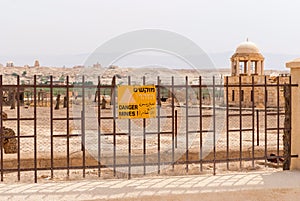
[224,75,289,108]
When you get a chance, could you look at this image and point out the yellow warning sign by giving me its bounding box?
[118,85,156,119]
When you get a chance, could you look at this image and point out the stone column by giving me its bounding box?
[231,59,235,76]
[286,58,300,170]
[257,60,261,75]
[236,59,240,76]
[247,60,252,75]
[261,61,264,74]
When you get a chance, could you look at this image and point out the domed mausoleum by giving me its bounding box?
[225,40,289,108]
[231,40,264,76]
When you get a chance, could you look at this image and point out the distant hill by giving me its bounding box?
[0,52,298,70]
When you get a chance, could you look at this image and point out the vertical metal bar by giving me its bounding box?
[277,77,280,166]
[185,76,189,173]
[252,76,255,168]
[66,76,70,177]
[17,76,21,181]
[283,77,292,170]
[34,75,37,183]
[264,76,268,165]
[50,76,54,178]
[0,75,3,182]
[97,76,101,177]
[128,76,131,179]
[112,76,116,177]
[175,110,178,149]
[143,76,146,175]
[157,76,161,174]
[226,76,229,170]
[257,110,259,146]
[82,76,86,178]
[171,76,175,171]
[239,76,242,168]
[213,76,216,175]
[199,76,203,172]
[288,76,292,166]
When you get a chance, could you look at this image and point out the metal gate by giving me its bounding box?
[0,74,297,183]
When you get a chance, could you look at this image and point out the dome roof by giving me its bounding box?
[235,41,260,54]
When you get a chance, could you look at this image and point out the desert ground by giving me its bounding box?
[0,66,288,182]
[1,102,285,182]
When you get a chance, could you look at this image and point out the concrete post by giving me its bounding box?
[286,58,300,170]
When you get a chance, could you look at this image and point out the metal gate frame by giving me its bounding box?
[0,74,297,183]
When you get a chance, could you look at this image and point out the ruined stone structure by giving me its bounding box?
[0,112,17,154]
[2,127,17,154]
[34,59,40,67]
[6,61,14,67]
[93,62,102,68]
[225,40,289,108]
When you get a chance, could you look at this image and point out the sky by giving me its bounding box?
[1,0,300,68]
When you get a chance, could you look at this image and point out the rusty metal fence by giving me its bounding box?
[0,75,297,183]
